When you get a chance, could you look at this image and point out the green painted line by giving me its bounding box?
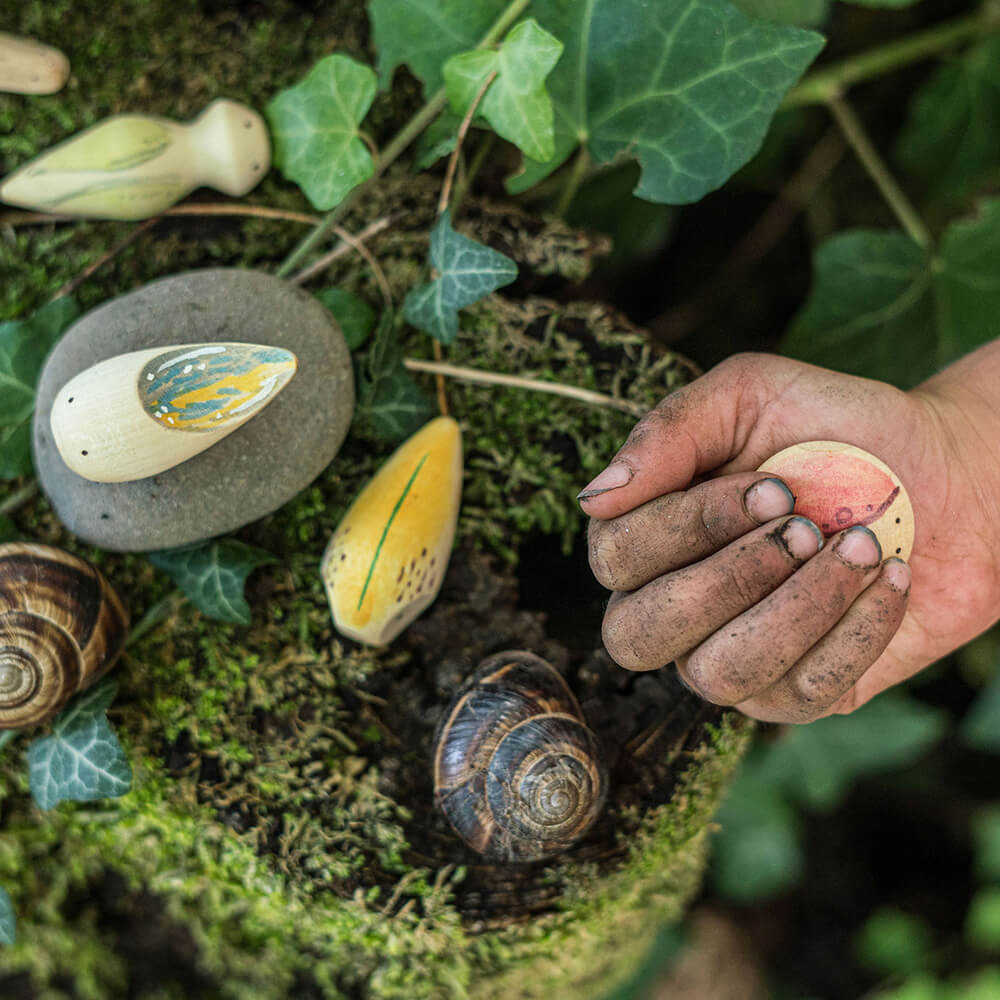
[357,452,429,612]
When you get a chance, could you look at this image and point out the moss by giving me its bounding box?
[0,3,747,996]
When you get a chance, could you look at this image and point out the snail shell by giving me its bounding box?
[0,543,128,729]
[434,650,608,863]
[49,342,297,483]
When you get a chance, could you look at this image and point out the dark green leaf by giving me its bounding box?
[27,678,132,810]
[443,19,562,163]
[783,200,1000,388]
[358,362,435,443]
[413,111,462,169]
[0,296,78,480]
[315,288,377,350]
[710,768,804,903]
[754,691,947,811]
[403,209,517,344]
[972,806,1000,883]
[506,0,824,202]
[369,0,500,93]
[732,0,831,25]
[148,539,276,625]
[266,54,377,210]
[354,311,434,443]
[967,888,1000,952]
[896,39,1000,200]
[370,0,823,204]
[0,888,13,946]
[960,671,1000,752]
[855,907,934,977]
[0,517,17,543]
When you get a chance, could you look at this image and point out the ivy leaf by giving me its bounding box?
[370,0,822,204]
[403,209,517,344]
[783,199,1000,389]
[731,0,831,25]
[148,539,276,625]
[354,312,433,443]
[0,296,78,480]
[895,38,1000,201]
[413,111,463,169]
[960,670,1000,752]
[443,20,563,163]
[842,0,921,7]
[315,288,377,350]
[27,678,132,810]
[266,54,377,211]
[0,888,13,946]
[754,691,947,811]
[710,768,804,903]
[507,0,824,202]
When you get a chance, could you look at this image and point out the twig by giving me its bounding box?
[0,479,39,518]
[2,203,321,228]
[450,132,495,217]
[826,95,931,249]
[649,126,847,345]
[784,8,1000,108]
[288,214,397,287]
[438,70,497,216]
[402,358,648,416]
[275,0,533,279]
[54,218,158,300]
[333,225,394,307]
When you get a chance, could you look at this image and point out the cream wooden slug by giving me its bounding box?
[1,97,270,220]
[322,416,463,646]
[0,33,70,95]
[49,343,297,483]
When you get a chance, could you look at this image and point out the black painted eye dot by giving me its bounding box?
[896,547,901,554]
[895,517,901,524]
[67,397,74,403]
[81,450,88,456]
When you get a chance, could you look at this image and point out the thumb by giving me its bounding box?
[578,355,770,520]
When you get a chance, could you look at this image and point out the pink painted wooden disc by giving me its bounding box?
[757,440,914,561]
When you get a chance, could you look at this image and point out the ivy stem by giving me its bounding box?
[0,480,38,518]
[785,7,1000,108]
[553,145,591,219]
[450,133,496,217]
[826,96,931,249]
[438,70,497,215]
[276,0,533,279]
[126,591,187,649]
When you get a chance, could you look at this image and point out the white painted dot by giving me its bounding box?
[183,364,193,374]
[146,373,155,381]
[198,363,206,370]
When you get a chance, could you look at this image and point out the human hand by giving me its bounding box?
[581,352,1000,723]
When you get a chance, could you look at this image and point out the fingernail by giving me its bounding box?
[883,557,911,594]
[744,477,796,523]
[835,525,882,567]
[578,462,633,501]
[780,516,824,560]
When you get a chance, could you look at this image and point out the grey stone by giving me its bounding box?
[33,268,355,551]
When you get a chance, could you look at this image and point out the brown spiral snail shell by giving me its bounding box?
[0,543,128,729]
[433,650,609,863]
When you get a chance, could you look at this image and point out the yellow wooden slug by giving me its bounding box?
[322,416,462,645]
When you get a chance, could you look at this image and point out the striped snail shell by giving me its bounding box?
[0,543,128,729]
[434,650,608,863]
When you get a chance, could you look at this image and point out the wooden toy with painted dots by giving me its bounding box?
[757,440,914,561]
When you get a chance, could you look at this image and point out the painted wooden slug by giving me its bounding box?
[758,440,915,560]
[0,97,270,219]
[0,33,70,94]
[322,416,462,645]
[49,342,297,483]
[0,543,128,730]
[434,651,608,863]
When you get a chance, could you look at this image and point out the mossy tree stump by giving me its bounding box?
[0,3,753,997]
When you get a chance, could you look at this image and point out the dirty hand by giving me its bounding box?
[580,350,1000,723]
